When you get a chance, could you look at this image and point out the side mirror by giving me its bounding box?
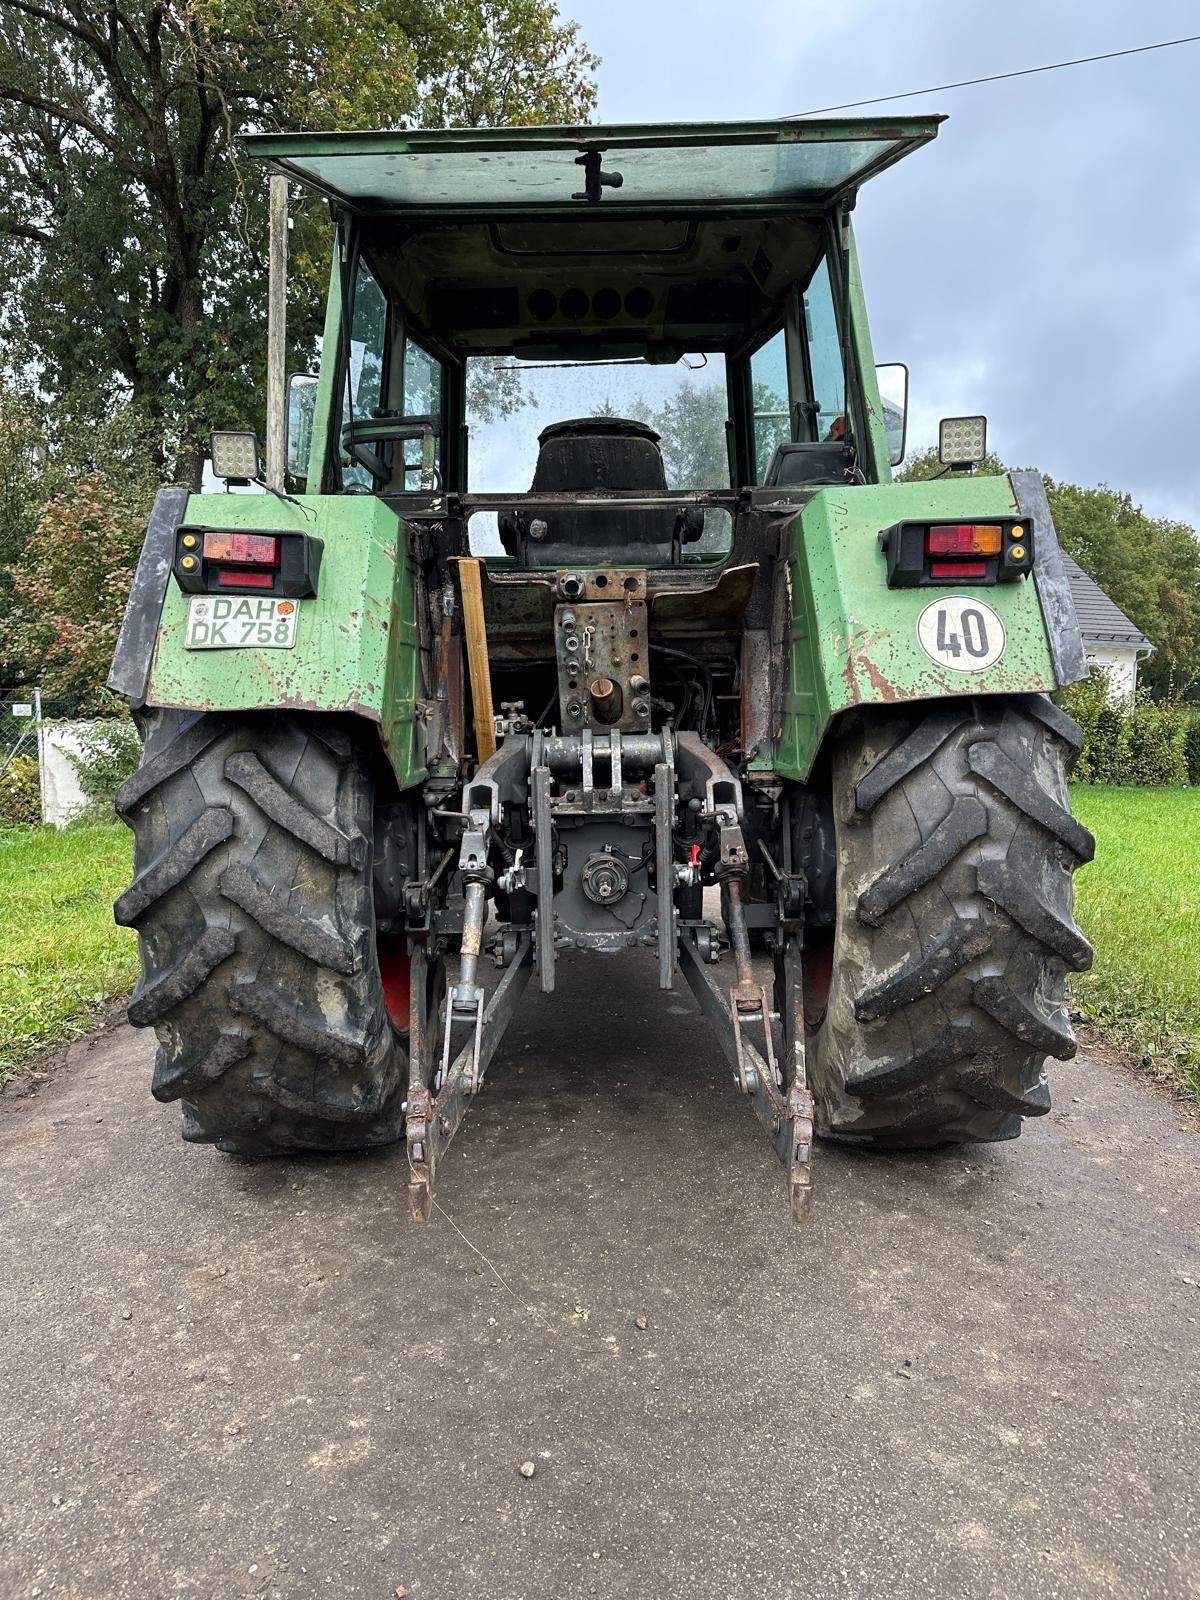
[938,414,987,470]
[286,374,319,479]
[875,363,909,467]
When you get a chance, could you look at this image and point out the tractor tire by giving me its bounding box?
[115,709,409,1154]
[808,695,1094,1148]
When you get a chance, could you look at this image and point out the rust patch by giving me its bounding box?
[859,655,898,702]
[838,621,899,707]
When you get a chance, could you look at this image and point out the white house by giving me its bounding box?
[1062,553,1152,698]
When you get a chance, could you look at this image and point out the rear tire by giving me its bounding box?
[115,710,409,1154]
[808,695,1094,1148]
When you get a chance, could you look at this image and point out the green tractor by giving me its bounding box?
[110,118,1093,1219]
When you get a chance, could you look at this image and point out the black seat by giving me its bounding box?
[762,441,855,488]
[500,417,687,564]
[532,416,667,493]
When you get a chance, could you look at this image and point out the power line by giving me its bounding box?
[789,33,1200,118]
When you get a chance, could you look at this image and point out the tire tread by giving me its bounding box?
[810,695,1093,1147]
[118,711,406,1154]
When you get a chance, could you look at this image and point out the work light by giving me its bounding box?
[210,430,261,483]
[938,415,987,470]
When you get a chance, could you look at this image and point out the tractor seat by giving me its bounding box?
[532,416,668,493]
[499,417,690,563]
[762,441,856,488]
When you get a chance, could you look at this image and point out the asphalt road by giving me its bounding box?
[1,952,1198,1600]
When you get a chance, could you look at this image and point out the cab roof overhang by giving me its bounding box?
[240,116,944,217]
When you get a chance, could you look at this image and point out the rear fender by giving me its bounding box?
[108,490,425,790]
[768,471,1086,781]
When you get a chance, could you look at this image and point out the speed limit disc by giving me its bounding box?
[916,596,1006,672]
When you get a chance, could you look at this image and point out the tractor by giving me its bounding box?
[110,118,1094,1219]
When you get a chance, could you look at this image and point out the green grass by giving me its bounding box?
[0,791,1196,1103]
[0,821,136,1084]
[1070,787,1200,1099]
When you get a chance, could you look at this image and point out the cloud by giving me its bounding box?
[565,0,1200,524]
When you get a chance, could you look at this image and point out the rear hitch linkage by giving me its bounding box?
[407,732,814,1223]
[674,738,814,1221]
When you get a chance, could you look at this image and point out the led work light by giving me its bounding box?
[938,415,988,470]
[210,430,261,483]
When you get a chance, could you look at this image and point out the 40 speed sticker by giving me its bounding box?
[916,596,1006,672]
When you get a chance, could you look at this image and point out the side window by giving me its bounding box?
[342,257,388,491]
[399,338,444,490]
[750,329,790,482]
[803,255,846,442]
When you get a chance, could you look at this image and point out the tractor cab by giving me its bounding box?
[256,118,933,521]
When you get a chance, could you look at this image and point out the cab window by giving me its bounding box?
[749,328,790,482]
[342,257,389,491]
[398,338,444,490]
[803,255,845,442]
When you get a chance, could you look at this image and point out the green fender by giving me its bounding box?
[142,493,425,790]
[768,471,1085,781]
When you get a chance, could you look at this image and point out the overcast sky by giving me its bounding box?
[565,0,1200,528]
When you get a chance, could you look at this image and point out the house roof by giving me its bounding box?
[1062,554,1152,650]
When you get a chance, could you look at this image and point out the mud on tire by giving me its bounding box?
[808,695,1094,1148]
[115,710,408,1154]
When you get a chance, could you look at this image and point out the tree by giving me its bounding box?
[0,381,43,589]
[1045,480,1200,702]
[0,2,598,490]
[641,380,729,489]
[894,445,1011,483]
[0,401,159,705]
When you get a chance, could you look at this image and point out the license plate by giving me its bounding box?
[185,595,298,650]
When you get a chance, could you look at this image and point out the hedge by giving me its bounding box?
[1058,670,1197,786]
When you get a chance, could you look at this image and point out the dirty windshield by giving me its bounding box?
[465,353,733,556]
[466,353,731,492]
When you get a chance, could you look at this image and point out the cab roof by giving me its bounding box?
[242,117,943,215]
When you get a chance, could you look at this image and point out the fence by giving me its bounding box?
[0,688,42,774]
[0,692,128,825]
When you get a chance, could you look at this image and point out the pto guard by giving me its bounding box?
[112,490,425,790]
[769,471,1087,781]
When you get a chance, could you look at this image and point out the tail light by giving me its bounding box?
[203,531,281,566]
[882,518,1033,588]
[173,525,322,598]
[930,560,988,579]
[925,524,1003,557]
[216,568,275,588]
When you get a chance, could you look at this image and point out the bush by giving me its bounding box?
[0,753,42,826]
[63,719,141,819]
[1186,715,1200,785]
[1058,669,1111,783]
[0,470,154,715]
[1058,671,1191,786]
[1123,699,1188,787]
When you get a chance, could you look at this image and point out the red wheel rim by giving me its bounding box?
[376,933,411,1032]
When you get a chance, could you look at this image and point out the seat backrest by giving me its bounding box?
[531,416,668,493]
[500,417,679,563]
[762,441,855,488]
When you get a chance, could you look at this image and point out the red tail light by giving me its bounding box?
[203,531,281,566]
[929,560,988,579]
[925,524,1003,556]
[216,568,274,588]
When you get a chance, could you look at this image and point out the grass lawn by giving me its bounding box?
[0,791,1195,1103]
[1070,787,1200,1100]
[0,822,136,1085]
